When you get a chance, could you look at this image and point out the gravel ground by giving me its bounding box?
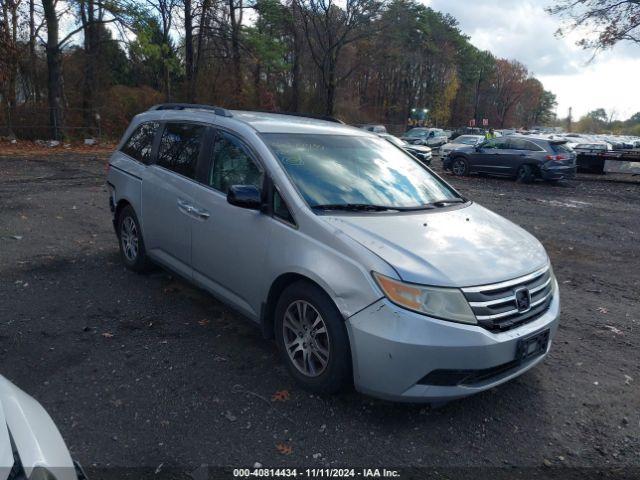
[0,151,638,478]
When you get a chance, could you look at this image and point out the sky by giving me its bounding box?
[425,0,640,121]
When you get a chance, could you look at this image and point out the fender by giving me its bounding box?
[0,376,77,480]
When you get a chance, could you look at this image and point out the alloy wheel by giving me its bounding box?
[453,159,466,175]
[282,300,330,377]
[120,216,139,261]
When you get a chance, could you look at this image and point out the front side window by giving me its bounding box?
[156,123,205,179]
[263,134,461,209]
[208,132,263,194]
[121,122,159,163]
[273,189,295,224]
[483,138,508,149]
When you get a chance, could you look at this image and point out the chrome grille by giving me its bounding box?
[462,266,553,332]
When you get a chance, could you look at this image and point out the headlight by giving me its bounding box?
[373,272,476,324]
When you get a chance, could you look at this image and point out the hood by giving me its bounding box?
[449,144,476,154]
[0,375,78,480]
[321,203,548,287]
[405,144,431,153]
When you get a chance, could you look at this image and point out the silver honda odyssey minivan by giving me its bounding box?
[107,104,560,403]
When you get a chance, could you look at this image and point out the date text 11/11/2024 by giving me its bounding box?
[233,468,401,478]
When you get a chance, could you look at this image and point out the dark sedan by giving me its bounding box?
[442,136,576,182]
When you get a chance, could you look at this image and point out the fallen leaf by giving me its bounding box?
[276,443,293,455]
[198,319,210,326]
[272,390,290,402]
[603,325,622,335]
[101,332,114,338]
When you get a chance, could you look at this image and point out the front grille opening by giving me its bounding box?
[419,358,526,387]
[463,267,553,332]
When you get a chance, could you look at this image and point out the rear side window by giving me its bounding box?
[509,139,542,151]
[121,122,159,163]
[551,143,572,154]
[156,123,206,179]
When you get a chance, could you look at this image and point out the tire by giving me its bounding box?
[516,164,535,183]
[274,280,352,394]
[451,157,469,176]
[117,205,152,272]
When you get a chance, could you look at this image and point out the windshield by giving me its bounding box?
[383,135,406,148]
[456,136,480,145]
[404,129,428,138]
[263,133,462,209]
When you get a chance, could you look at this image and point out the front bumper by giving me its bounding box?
[346,285,560,402]
[408,151,432,165]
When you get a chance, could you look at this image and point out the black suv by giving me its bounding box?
[442,136,576,182]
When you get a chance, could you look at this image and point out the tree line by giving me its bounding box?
[0,0,559,140]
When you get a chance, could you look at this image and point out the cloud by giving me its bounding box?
[427,0,589,75]
[424,0,640,119]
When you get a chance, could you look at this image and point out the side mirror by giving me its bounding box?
[227,185,262,210]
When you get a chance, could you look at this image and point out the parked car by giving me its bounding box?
[442,135,576,182]
[359,124,387,134]
[107,104,559,403]
[0,375,87,480]
[449,127,486,140]
[562,134,592,150]
[572,142,612,154]
[378,133,432,165]
[439,134,484,158]
[401,127,448,147]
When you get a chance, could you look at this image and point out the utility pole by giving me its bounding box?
[567,107,572,133]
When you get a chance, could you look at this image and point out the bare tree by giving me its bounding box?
[492,59,528,128]
[296,0,382,115]
[0,0,21,136]
[184,0,195,100]
[547,0,640,52]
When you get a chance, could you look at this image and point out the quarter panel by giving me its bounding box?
[107,152,145,221]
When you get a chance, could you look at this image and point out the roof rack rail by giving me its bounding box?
[149,103,233,117]
[252,109,345,124]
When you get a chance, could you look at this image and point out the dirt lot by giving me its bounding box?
[0,150,639,477]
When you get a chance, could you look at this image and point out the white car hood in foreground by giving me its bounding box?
[323,203,548,287]
[0,375,77,480]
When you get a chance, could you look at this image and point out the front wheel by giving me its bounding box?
[451,157,469,176]
[274,281,352,394]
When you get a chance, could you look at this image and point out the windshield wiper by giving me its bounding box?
[311,199,466,213]
[429,198,466,207]
[311,203,398,212]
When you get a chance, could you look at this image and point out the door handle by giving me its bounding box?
[177,198,194,214]
[192,207,210,219]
